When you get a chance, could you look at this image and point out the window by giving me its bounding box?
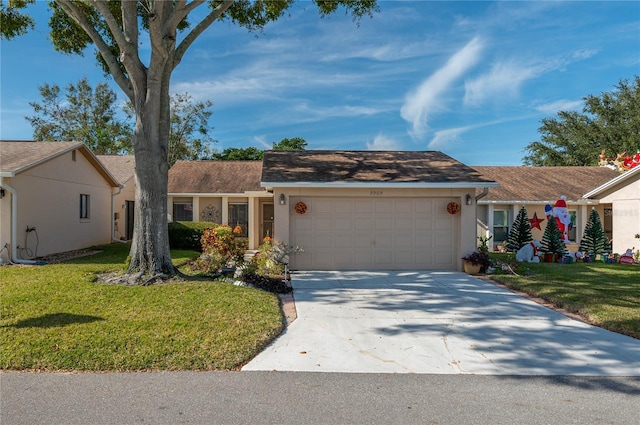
[493,210,509,242]
[229,203,249,237]
[568,210,577,242]
[80,194,90,219]
[173,202,193,221]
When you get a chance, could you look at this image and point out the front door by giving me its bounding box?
[261,203,274,240]
[125,200,135,240]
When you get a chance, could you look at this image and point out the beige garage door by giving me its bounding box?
[289,197,459,270]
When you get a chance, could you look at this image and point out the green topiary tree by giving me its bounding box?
[579,208,609,255]
[506,206,533,251]
[541,216,568,256]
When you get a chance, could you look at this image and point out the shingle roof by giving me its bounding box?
[0,140,119,186]
[0,140,83,175]
[168,160,264,194]
[97,155,135,185]
[472,166,619,203]
[261,150,497,186]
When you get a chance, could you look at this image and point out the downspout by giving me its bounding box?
[475,187,490,202]
[0,177,37,264]
[475,187,491,249]
[111,184,127,243]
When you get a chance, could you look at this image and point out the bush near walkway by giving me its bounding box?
[488,257,639,340]
[0,243,283,371]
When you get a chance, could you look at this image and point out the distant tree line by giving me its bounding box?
[26,78,307,166]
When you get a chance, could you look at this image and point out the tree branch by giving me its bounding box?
[55,0,134,99]
[173,0,234,68]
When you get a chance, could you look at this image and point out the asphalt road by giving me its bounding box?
[2,371,638,424]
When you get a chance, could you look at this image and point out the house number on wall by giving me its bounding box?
[370,190,383,196]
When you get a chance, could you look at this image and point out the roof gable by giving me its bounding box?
[97,155,136,185]
[0,140,119,187]
[261,150,497,187]
[168,161,264,194]
[583,165,640,199]
[473,166,619,203]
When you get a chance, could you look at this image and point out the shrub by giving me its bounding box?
[168,221,216,251]
[194,225,248,273]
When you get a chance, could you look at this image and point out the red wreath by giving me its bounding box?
[447,202,460,215]
[294,202,307,215]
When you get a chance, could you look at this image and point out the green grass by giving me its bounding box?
[0,244,284,371]
[488,254,640,339]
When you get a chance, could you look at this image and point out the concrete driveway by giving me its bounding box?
[242,271,640,375]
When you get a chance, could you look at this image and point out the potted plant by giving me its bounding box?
[462,251,490,275]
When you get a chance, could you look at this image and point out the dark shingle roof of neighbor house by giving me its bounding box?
[97,155,135,185]
[261,150,498,186]
[168,160,264,194]
[472,166,619,203]
[0,140,119,186]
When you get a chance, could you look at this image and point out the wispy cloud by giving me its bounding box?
[464,61,538,106]
[534,99,583,114]
[400,37,483,139]
[427,126,473,150]
[366,133,402,151]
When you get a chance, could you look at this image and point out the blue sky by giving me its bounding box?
[1,1,638,165]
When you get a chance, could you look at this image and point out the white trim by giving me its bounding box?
[168,192,271,197]
[583,166,640,198]
[261,181,499,189]
[478,199,599,205]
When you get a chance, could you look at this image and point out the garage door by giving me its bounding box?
[289,197,459,270]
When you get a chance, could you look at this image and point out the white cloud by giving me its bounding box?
[253,135,271,149]
[400,37,483,139]
[464,61,538,106]
[427,126,472,150]
[366,134,402,151]
[534,99,583,114]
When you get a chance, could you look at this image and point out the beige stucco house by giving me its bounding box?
[261,150,498,271]
[167,160,273,250]
[0,141,119,264]
[97,155,136,241]
[583,165,640,254]
[472,166,630,254]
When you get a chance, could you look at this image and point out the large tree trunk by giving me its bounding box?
[127,73,176,278]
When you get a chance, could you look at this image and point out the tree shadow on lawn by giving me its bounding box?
[5,313,104,328]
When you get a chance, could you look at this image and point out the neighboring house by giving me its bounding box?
[472,166,622,253]
[261,150,498,271]
[583,165,640,255]
[97,155,136,241]
[167,160,272,250]
[0,141,119,264]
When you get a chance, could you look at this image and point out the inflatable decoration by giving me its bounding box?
[546,195,572,243]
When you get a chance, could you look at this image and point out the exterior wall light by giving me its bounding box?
[466,194,472,205]
[279,193,286,205]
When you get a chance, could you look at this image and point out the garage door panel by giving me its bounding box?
[290,197,459,270]
[313,217,334,231]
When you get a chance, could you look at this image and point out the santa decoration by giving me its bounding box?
[546,196,572,243]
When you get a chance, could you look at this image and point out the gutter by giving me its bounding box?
[0,177,37,264]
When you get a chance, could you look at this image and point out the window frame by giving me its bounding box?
[79,194,90,220]
[492,209,510,243]
[173,202,194,221]
[228,202,249,237]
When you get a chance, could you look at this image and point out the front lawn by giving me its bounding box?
[488,255,640,339]
[0,243,284,371]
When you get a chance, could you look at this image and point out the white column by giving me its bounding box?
[221,196,229,225]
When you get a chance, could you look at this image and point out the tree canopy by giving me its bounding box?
[27,77,133,154]
[523,76,640,166]
[210,137,307,160]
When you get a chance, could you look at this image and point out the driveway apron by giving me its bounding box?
[242,271,640,375]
